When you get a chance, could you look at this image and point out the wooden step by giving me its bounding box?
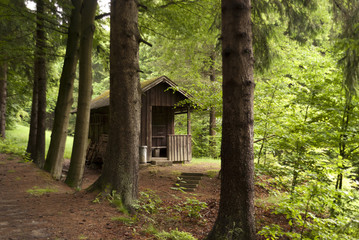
[176,179,200,184]
[173,183,198,188]
[172,172,206,192]
[151,159,173,166]
[181,172,204,176]
[179,175,202,181]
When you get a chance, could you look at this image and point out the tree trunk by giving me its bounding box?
[65,0,97,188]
[26,71,38,159]
[209,53,216,158]
[100,0,141,209]
[44,0,82,179]
[0,63,7,139]
[28,0,47,167]
[206,0,255,239]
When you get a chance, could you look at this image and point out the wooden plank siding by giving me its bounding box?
[87,76,193,164]
[168,135,192,162]
[89,113,109,143]
[145,83,186,107]
[141,82,186,160]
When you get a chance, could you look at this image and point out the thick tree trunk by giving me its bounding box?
[27,0,47,167]
[206,0,255,239]
[26,71,38,159]
[0,63,7,139]
[35,0,47,168]
[65,0,97,188]
[44,0,82,179]
[100,0,140,209]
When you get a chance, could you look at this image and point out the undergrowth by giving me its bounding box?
[94,188,205,239]
[256,161,359,239]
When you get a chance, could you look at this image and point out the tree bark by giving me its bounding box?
[44,0,82,179]
[100,0,141,209]
[209,53,217,158]
[35,0,47,168]
[27,0,47,168]
[65,0,97,188]
[0,63,7,139]
[26,70,38,159]
[206,0,255,239]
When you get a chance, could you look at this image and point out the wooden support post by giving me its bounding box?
[187,106,191,135]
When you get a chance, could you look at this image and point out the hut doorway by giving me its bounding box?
[151,106,174,158]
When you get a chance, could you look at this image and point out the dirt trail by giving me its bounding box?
[0,155,133,239]
[0,154,222,240]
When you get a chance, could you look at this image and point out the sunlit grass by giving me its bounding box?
[26,186,58,196]
[189,157,220,166]
[6,124,73,159]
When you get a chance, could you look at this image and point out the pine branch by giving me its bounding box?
[139,37,153,47]
[254,134,276,143]
[95,13,110,20]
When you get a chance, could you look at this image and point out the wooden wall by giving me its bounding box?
[140,82,187,159]
[90,81,190,161]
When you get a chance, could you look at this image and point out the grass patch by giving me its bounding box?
[190,158,220,165]
[7,169,15,173]
[26,186,58,196]
[255,192,288,210]
[171,170,181,177]
[155,229,197,240]
[111,216,137,225]
[6,124,74,159]
[206,169,219,178]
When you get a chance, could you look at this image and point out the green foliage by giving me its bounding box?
[173,197,207,219]
[134,190,163,214]
[175,113,221,158]
[142,224,159,235]
[92,189,129,214]
[2,125,74,159]
[182,198,207,219]
[155,229,197,240]
[258,159,359,239]
[0,137,31,162]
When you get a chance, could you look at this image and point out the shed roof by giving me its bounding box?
[89,75,191,111]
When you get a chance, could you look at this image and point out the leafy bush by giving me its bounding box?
[259,179,359,240]
[0,138,30,162]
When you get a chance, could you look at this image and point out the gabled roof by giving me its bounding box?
[89,75,191,111]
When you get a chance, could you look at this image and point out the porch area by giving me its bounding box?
[151,134,192,163]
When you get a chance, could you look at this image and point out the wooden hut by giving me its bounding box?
[87,76,192,164]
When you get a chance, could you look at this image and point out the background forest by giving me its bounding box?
[1,0,359,239]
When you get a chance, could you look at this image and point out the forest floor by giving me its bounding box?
[0,153,288,239]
